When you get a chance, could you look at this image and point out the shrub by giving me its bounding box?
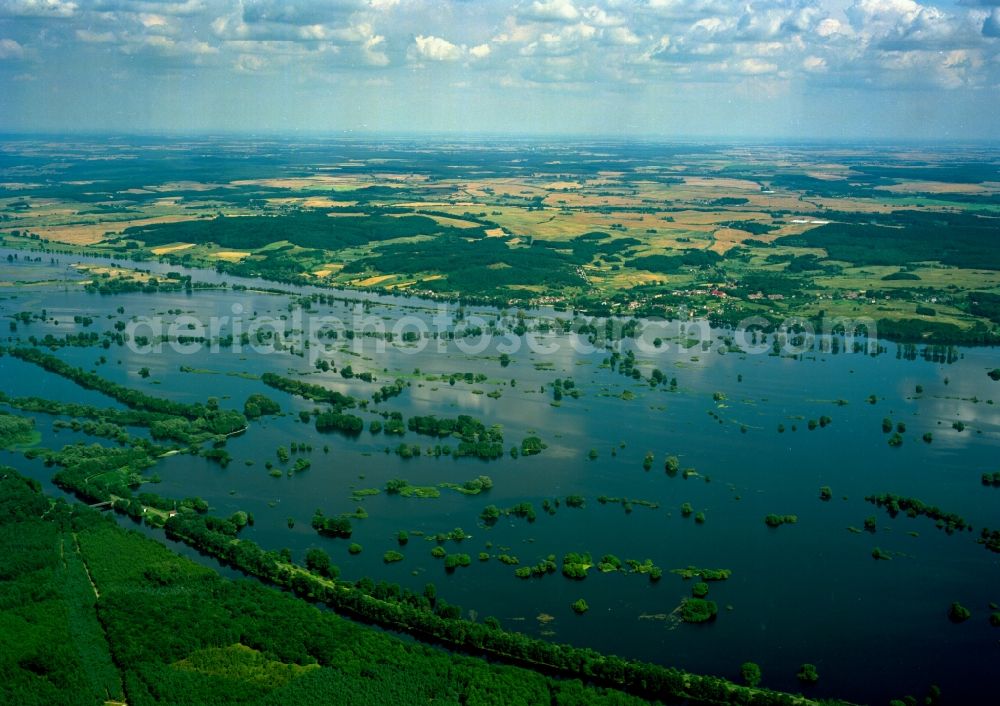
[740,662,762,687]
[796,663,819,684]
[948,602,971,623]
[680,598,718,623]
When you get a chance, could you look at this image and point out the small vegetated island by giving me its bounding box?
[0,411,38,449]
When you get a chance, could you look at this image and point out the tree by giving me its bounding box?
[521,436,545,455]
[444,553,471,570]
[480,504,501,524]
[304,547,336,578]
[244,393,279,419]
[796,663,819,684]
[571,598,589,614]
[311,511,352,538]
[423,583,437,603]
[948,602,971,623]
[680,598,717,623]
[138,367,151,378]
[740,662,762,687]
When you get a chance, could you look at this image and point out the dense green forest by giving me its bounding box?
[122,211,469,251]
[343,234,586,294]
[777,211,1000,270]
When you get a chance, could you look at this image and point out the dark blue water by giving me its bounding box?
[2,250,999,705]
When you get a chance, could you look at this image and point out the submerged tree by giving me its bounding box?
[740,662,762,687]
[796,663,819,684]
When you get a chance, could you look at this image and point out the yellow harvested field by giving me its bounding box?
[232,176,365,190]
[72,264,154,282]
[760,222,820,241]
[808,198,910,214]
[875,181,991,194]
[212,251,251,262]
[370,172,429,182]
[543,181,581,190]
[151,243,196,255]
[268,197,358,209]
[312,263,343,278]
[354,274,396,287]
[37,215,198,245]
[671,210,763,225]
[681,176,762,192]
[485,228,506,237]
[543,192,637,208]
[805,171,850,181]
[710,227,752,254]
[148,181,230,192]
[744,194,812,211]
[399,213,480,229]
[610,270,666,286]
[459,180,548,199]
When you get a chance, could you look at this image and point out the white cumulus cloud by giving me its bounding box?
[412,34,463,62]
[523,0,579,23]
[0,37,25,59]
[0,0,76,18]
[469,43,491,59]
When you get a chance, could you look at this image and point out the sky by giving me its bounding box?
[0,0,998,140]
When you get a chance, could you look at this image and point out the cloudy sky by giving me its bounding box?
[1,0,998,140]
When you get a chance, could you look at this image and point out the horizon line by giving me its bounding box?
[1,129,999,148]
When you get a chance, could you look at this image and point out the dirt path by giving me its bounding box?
[72,532,100,599]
